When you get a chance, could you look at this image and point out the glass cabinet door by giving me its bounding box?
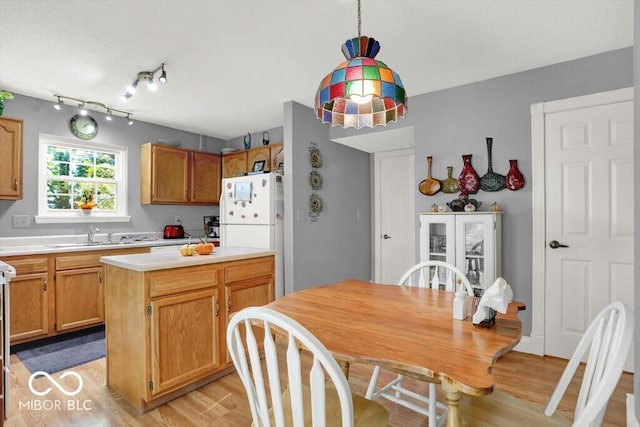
[455,215,495,295]
[420,215,455,265]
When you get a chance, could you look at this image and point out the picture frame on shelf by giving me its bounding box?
[252,160,265,173]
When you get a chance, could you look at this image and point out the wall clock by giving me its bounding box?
[69,114,98,140]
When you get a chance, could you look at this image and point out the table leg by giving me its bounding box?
[339,360,350,378]
[441,382,462,427]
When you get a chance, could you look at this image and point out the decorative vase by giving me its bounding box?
[458,154,480,194]
[479,137,506,192]
[243,132,251,150]
[262,131,270,146]
[506,159,525,190]
[442,166,459,194]
[0,100,4,116]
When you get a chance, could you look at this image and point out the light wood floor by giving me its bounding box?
[5,350,631,426]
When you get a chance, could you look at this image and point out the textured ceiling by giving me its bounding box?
[0,0,633,140]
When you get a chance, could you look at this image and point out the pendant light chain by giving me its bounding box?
[357,0,361,38]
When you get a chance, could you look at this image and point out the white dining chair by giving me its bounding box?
[458,301,634,426]
[365,260,474,427]
[227,306,389,427]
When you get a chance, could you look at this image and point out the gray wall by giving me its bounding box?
[329,47,633,335]
[0,94,226,238]
[284,101,372,293]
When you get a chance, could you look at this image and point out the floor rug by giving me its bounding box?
[15,329,105,375]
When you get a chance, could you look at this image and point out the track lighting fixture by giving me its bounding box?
[121,62,167,101]
[52,95,132,122]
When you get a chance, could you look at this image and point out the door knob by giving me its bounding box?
[549,240,569,249]
[383,234,392,240]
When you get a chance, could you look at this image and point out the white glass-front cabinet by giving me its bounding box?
[419,212,502,296]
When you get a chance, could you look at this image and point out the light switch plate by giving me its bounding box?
[12,214,30,228]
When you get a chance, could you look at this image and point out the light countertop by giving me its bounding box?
[0,233,218,257]
[100,246,275,272]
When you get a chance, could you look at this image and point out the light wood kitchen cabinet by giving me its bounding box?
[5,256,50,343]
[55,253,105,332]
[6,247,149,345]
[269,143,284,171]
[190,151,221,203]
[104,254,274,412]
[0,117,23,200]
[149,287,220,396]
[140,143,221,205]
[223,256,274,365]
[221,151,247,178]
[222,143,283,178]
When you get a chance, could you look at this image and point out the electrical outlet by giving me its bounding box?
[12,214,30,228]
[174,215,181,224]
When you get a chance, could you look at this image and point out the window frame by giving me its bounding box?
[35,134,130,224]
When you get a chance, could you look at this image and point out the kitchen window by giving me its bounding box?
[35,134,130,223]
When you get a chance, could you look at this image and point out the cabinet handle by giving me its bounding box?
[14,178,18,191]
[215,299,219,317]
[99,272,103,284]
[227,296,231,313]
[43,278,47,291]
[192,190,195,199]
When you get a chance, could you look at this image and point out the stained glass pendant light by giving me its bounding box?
[315,0,407,129]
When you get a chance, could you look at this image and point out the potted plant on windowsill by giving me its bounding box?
[78,190,97,214]
[0,90,14,116]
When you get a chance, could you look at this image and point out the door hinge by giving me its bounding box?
[147,305,152,316]
[149,381,153,391]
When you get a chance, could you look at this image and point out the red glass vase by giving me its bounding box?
[458,154,480,194]
[506,159,525,190]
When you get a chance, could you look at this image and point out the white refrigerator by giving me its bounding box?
[220,173,284,298]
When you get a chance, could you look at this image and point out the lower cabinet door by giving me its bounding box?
[149,288,219,397]
[224,276,273,366]
[55,266,104,331]
[10,273,49,342]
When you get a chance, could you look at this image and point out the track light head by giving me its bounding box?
[126,114,134,126]
[159,64,167,83]
[105,109,113,121]
[53,97,64,110]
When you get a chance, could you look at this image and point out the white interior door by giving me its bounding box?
[374,149,415,284]
[544,97,634,370]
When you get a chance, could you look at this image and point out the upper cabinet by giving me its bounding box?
[222,143,283,178]
[140,143,221,205]
[0,117,23,200]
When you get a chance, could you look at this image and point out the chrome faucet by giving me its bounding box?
[88,225,100,243]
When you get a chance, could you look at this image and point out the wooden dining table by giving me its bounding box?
[265,279,525,427]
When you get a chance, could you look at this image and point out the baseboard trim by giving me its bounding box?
[628,394,639,427]
[513,335,545,355]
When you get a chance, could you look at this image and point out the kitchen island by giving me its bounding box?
[100,246,275,412]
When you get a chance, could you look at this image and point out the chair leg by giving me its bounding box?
[366,365,382,399]
[429,383,437,427]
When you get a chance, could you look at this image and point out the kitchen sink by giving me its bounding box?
[45,241,130,248]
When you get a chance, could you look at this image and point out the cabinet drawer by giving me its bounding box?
[4,257,48,274]
[56,254,103,270]
[148,265,220,298]
[224,257,274,284]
